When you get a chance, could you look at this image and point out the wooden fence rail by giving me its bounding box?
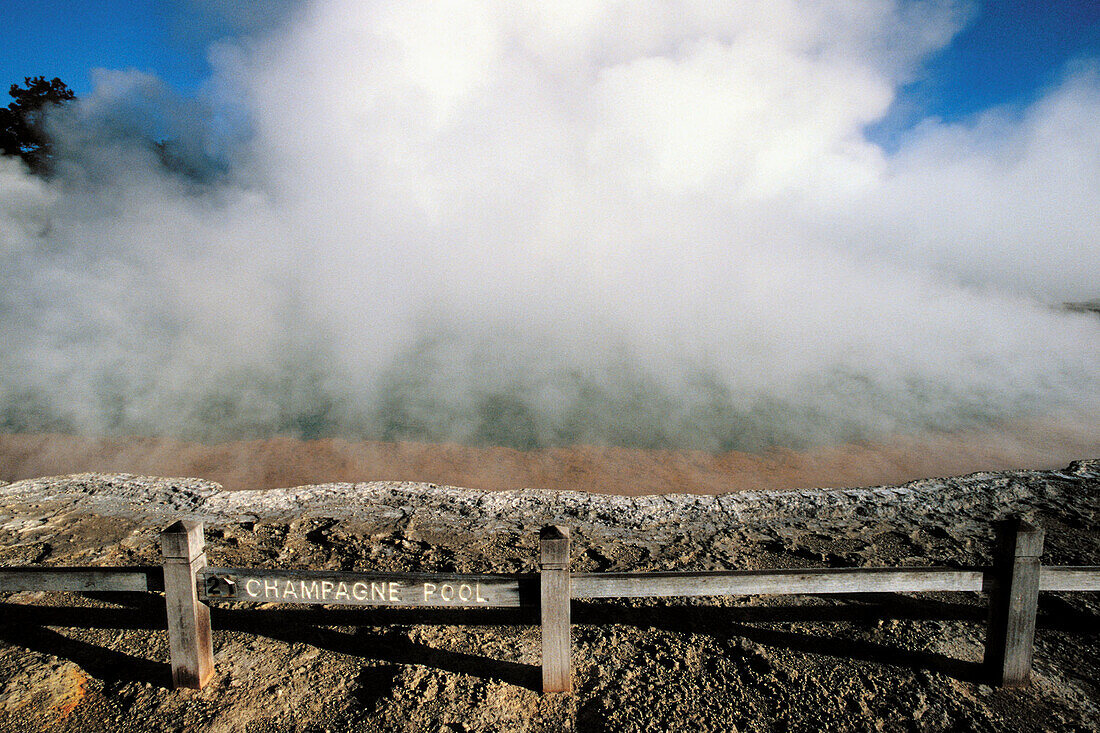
[1039,567,1100,592]
[0,516,1097,694]
[571,567,991,598]
[0,567,162,593]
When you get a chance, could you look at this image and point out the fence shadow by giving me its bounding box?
[572,595,990,682]
[257,624,541,691]
[212,605,542,690]
[1,590,1094,689]
[0,597,541,691]
[0,618,172,688]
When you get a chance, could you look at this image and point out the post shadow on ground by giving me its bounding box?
[209,604,544,690]
[570,596,990,682]
[0,623,173,688]
[0,591,1096,689]
[0,598,543,691]
[255,624,542,691]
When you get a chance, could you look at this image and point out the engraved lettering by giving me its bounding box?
[223,574,507,606]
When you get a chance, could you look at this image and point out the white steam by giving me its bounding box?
[1,0,1098,451]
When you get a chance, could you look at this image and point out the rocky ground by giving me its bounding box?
[0,460,1097,731]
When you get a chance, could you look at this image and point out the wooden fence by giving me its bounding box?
[0,517,1097,694]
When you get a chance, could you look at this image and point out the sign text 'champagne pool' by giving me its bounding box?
[199,567,530,607]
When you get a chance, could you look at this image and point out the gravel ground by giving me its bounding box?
[0,460,1097,731]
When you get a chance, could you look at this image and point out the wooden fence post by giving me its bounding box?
[984,517,1044,687]
[540,525,571,693]
[161,520,214,689]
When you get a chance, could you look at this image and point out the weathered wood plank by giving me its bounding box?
[984,518,1043,688]
[161,520,214,690]
[571,567,988,599]
[199,567,530,607]
[540,525,571,694]
[1039,566,1100,592]
[3,564,1094,599]
[0,566,162,593]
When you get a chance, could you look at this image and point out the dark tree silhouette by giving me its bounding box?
[0,76,75,174]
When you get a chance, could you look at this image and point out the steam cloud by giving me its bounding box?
[2,0,1098,452]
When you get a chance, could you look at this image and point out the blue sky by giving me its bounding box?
[0,1,297,96]
[0,2,209,95]
[1,1,1099,143]
[867,1,1100,147]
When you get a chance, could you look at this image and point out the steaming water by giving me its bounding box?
[2,1,1098,455]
